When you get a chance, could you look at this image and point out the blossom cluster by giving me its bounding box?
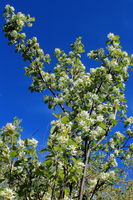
[0,188,15,200]
[2,4,133,199]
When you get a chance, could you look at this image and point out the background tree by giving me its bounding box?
[0,4,133,200]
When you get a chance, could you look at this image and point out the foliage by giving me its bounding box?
[0,118,49,200]
[1,4,133,200]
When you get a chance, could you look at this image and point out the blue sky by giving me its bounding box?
[0,0,133,149]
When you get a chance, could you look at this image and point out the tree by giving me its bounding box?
[0,4,133,200]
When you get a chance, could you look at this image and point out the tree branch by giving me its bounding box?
[79,108,117,200]
[39,71,67,113]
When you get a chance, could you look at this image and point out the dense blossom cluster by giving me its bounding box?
[0,188,15,200]
[1,5,133,200]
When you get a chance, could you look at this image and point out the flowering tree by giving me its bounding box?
[1,4,133,200]
[0,118,49,200]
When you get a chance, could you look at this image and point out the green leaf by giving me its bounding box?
[10,151,17,158]
[115,66,120,71]
[111,120,117,126]
[53,146,63,151]
[106,40,111,45]
[92,140,97,147]
[33,152,38,158]
[39,148,47,153]
[116,82,123,88]
[72,175,78,182]
[115,105,120,110]
[53,113,60,118]
[99,123,107,129]
[114,35,120,41]
[50,126,56,134]
[24,138,29,146]
[61,116,69,124]
[24,148,34,155]
[68,139,78,147]
[72,157,77,163]
[64,187,69,196]
[44,159,52,166]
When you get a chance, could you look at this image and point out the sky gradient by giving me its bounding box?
[0,0,133,150]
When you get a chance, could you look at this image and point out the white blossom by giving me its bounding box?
[123,51,128,57]
[55,48,61,54]
[68,145,77,155]
[30,138,38,147]
[110,138,115,149]
[96,126,103,134]
[90,130,98,138]
[32,36,37,42]
[113,87,120,94]
[123,57,130,65]
[100,172,109,180]
[58,135,68,145]
[115,131,124,139]
[74,136,82,143]
[114,149,119,155]
[58,161,64,169]
[50,73,55,79]
[125,116,133,124]
[17,12,25,20]
[90,68,96,73]
[18,139,24,148]
[113,42,119,47]
[109,113,116,120]
[109,171,115,177]
[112,158,118,167]
[97,104,104,111]
[114,99,120,106]
[19,151,25,158]
[104,58,110,65]
[111,60,118,67]
[64,196,74,200]
[126,154,131,159]
[87,50,95,57]
[79,110,89,119]
[91,94,98,100]
[107,33,115,40]
[107,45,115,52]
[77,162,85,169]
[0,188,15,200]
[110,154,115,158]
[106,74,112,81]
[10,30,18,38]
[37,49,44,55]
[17,20,24,27]
[5,5,15,12]
[89,178,97,188]
[5,123,16,131]
[42,193,51,200]
[97,115,104,122]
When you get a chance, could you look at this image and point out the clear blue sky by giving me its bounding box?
[0,0,133,149]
